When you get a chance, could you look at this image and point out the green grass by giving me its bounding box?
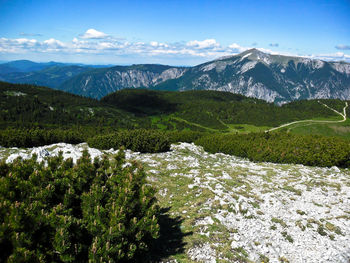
[226,124,271,133]
[286,119,350,140]
[171,116,223,132]
[151,115,169,130]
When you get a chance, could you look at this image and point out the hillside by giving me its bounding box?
[2,50,349,103]
[1,142,349,262]
[102,89,348,131]
[6,50,345,103]
[1,81,350,141]
[0,65,92,88]
[59,64,187,99]
[0,60,65,73]
[154,49,350,103]
[0,60,113,89]
[0,81,139,130]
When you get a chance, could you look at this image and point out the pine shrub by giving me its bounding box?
[195,132,350,168]
[0,128,84,148]
[88,129,170,153]
[167,130,208,144]
[0,150,159,262]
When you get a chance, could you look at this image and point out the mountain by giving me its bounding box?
[154,49,350,103]
[0,60,115,88]
[0,65,92,88]
[59,64,187,99]
[59,49,350,103]
[0,60,65,73]
[2,51,350,103]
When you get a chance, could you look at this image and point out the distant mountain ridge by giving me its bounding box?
[154,49,350,103]
[0,65,92,88]
[1,50,350,103]
[60,64,187,99]
[0,60,112,88]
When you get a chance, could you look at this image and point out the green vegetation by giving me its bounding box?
[0,149,159,262]
[0,82,137,131]
[281,231,294,243]
[0,128,84,147]
[1,81,350,168]
[102,89,345,130]
[88,129,170,153]
[284,119,350,139]
[195,132,350,168]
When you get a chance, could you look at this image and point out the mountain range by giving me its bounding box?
[1,49,350,103]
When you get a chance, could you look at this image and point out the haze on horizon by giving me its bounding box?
[0,0,349,66]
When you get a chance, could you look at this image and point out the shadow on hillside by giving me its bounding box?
[102,89,178,116]
[147,207,193,262]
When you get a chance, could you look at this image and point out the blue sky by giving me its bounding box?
[0,0,349,65]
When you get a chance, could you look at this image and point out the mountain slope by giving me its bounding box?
[154,49,350,103]
[2,52,350,103]
[59,64,187,99]
[0,65,92,88]
[0,60,66,73]
[102,89,346,129]
[0,81,138,129]
[1,81,349,139]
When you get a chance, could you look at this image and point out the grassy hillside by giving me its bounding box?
[1,81,350,144]
[1,81,350,169]
[2,81,349,131]
[0,81,141,131]
[102,89,347,133]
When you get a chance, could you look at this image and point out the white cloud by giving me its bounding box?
[311,52,350,61]
[44,38,65,47]
[0,33,349,64]
[80,29,108,39]
[187,39,220,49]
[228,43,246,53]
[0,38,40,53]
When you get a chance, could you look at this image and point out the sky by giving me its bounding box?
[0,0,349,66]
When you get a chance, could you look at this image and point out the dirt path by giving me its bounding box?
[266,101,348,132]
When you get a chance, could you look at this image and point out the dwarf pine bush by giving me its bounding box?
[0,150,159,262]
[88,129,170,153]
[195,132,350,168]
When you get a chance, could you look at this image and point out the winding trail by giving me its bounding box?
[266,101,348,133]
